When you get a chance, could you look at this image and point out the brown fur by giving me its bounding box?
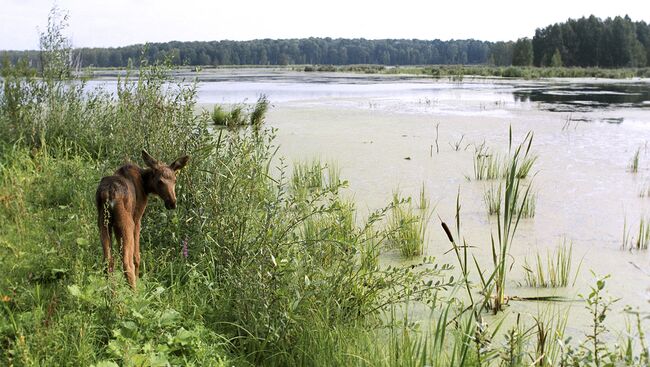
[96,150,189,288]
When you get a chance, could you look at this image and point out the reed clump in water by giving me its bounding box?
[484,183,536,218]
[473,144,504,180]
[522,240,580,288]
[472,131,537,182]
[622,216,650,250]
[629,147,641,173]
[387,187,433,258]
[211,94,270,129]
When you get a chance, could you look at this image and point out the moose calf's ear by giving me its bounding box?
[170,155,190,171]
[142,150,159,168]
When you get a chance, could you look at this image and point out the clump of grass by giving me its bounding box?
[640,182,650,197]
[211,94,270,129]
[629,147,641,173]
[484,183,535,218]
[517,185,537,218]
[513,154,537,179]
[250,94,269,128]
[418,183,429,210]
[292,159,325,192]
[325,161,342,190]
[211,105,228,125]
[522,240,580,288]
[473,145,504,180]
[227,105,246,126]
[387,190,432,258]
[472,130,537,181]
[622,216,650,250]
[210,103,247,127]
[484,183,502,215]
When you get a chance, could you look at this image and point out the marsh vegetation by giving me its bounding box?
[2,10,650,367]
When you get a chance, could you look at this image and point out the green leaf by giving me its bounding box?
[75,237,89,246]
[93,361,119,367]
[68,284,81,298]
[159,309,180,327]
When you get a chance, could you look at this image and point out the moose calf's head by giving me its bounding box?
[142,150,190,209]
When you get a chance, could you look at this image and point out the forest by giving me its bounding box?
[2,15,649,69]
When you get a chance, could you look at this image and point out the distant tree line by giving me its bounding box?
[2,15,649,69]
[531,15,650,67]
[1,38,499,68]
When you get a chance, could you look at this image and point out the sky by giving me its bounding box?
[1,0,649,50]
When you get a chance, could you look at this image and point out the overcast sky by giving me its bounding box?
[1,0,648,50]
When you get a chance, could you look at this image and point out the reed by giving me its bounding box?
[449,135,465,151]
[249,94,269,128]
[325,161,342,190]
[523,240,579,288]
[517,186,537,218]
[513,154,538,179]
[484,183,535,218]
[639,183,650,197]
[622,216,650,250]
[291,159,325,192]
[491,131,535,312]
[629,147,641,173]
[387,191,432,258]
[473,145,504,180]
[635,217,650,250]
[483,183,502,216]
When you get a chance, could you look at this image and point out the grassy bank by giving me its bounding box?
[298,64,650,79]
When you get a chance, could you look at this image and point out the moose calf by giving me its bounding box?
[96,150,189,288]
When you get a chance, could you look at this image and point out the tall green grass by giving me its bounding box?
[490,131,535,312]
[387,189,433,258]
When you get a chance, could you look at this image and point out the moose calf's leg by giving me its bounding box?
[133,221,141,278]
[99,221,114,273]
[122,234,136,289]
[114,214,137,289]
